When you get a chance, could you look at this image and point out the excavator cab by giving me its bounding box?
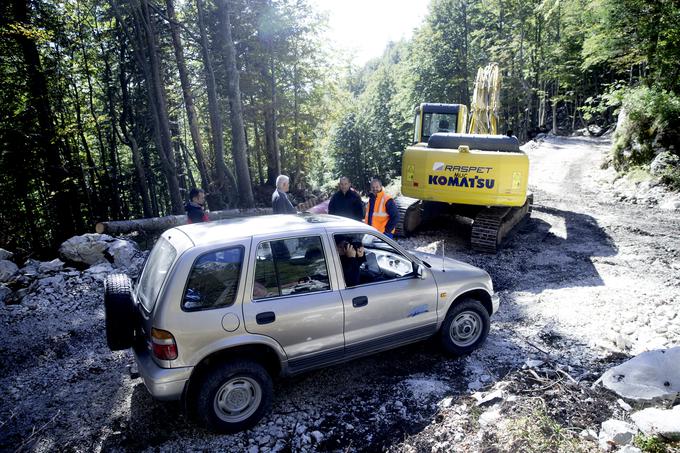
[413,103,468,144]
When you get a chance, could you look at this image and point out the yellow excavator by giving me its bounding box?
[396,64,533,252]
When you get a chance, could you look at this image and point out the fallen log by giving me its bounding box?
[95,208,273,235]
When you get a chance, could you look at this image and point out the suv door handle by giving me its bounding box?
[352,296,368,308]
[256,311,276,325]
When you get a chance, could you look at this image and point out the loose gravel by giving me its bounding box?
[1,135,678,452]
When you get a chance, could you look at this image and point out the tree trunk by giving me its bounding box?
[15,0,77,244]
[95,207,273,234]
[166,0,211,192]
[118,33,153,218]
[196,0,230,208]
[218,0,254,207]
[138,0,184,214]
[260,36,280,186]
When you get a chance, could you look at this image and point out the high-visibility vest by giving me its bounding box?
[364,190,394,234]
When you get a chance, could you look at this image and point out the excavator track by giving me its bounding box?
[394,196,423,237]
[471,193,533,253]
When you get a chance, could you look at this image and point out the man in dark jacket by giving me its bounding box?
[328,176,364,221]
[272,174,297,214]
[185,188,208,223]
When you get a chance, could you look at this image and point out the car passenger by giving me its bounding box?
[335,237,366,287]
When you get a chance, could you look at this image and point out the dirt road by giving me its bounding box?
[1,135,678,452]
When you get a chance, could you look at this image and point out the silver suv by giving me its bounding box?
[104,214,499,433]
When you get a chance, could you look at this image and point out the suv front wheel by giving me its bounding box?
[440,299,490,356]
[194,360,273,433]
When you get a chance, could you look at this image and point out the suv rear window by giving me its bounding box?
[136,237,177,312]
[182,247,244,311]
[253,236,330,300]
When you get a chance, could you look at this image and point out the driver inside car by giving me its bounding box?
[335,236,366,287]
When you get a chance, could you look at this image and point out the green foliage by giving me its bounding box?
[611,85,680,171]
[582,0,680,93]
[634,434,669,453]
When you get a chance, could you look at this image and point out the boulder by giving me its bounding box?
[107,239,139,269]
[598,419,637,450]
[0,248,13,261]
[601,347,680,402]
[59,233,114,265]
[38,259,65,274]
[631,406,680,440]
[650,151,679,177]
[0,260,19,282]
[0,284,11,303]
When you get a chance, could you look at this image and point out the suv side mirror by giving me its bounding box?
[415,264,425,279]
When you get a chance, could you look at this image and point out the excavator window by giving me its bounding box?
[421,112,457,141]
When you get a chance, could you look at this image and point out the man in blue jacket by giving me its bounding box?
[328,176,364,221]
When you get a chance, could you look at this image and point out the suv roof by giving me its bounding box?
[175,213,365,246]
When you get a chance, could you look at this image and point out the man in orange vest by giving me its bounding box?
[364,177,399,238]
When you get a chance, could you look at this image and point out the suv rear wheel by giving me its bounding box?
[104,274,137,351]
[194,360,273,433]
[440,299,490,356]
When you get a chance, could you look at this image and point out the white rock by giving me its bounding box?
[478,404,502,427]
[472,389,504,407]
[38,259,65,274]
[86,263,114,274]
[59,233,114,265]
[579,428,598,441]
[0,248,13,261]
[618,446,642,453]
[310,431,323,443]
[660,197,680,211]
[617,399,632,412]
[598,419,637,450]
[631,406,680,440]
[601,347,680,402]
[0,260,19,282]
[107,239,139,269]
[0,284,11,303]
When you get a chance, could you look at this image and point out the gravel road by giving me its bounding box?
[1,135,678,452]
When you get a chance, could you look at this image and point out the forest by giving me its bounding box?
[1,0,679,256]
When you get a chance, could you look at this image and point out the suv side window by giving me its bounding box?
[253,236,330,300]
[334,232,414,286]
[182,246,244,311]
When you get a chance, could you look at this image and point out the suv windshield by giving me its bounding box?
[135,237,177,312]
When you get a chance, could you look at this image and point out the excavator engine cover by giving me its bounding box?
[402,133,529,208]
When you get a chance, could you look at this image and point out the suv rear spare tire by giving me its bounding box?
[194,360,273,433]
[104,273,136,351]
[440,298,490,356]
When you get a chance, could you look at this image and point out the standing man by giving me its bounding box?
[272,175,297,214]
[185,188,209,223]
[328,176,364,221]
[364,177,399,238]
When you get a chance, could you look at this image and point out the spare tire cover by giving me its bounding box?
[104,273,136,351]
[428,133,520,152]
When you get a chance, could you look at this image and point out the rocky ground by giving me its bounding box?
[1,135,679,452]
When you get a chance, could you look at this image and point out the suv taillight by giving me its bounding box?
[151,328,178,360]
